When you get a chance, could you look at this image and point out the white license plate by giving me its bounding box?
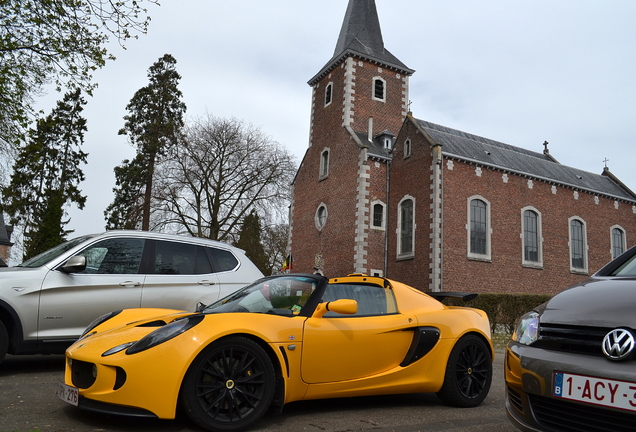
[554,371,636,412]
[57,380,79,407]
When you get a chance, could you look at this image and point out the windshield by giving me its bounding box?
[19,234,98,268]
[204,275,319,316]
[610,254,636,277]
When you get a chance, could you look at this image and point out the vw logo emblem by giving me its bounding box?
[602,329,635,361]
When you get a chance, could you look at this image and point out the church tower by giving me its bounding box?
[289,0,413,276]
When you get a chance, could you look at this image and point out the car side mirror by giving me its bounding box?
[312,299,358,318]
[61,255,87,274]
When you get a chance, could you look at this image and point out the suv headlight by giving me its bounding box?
[512,311,539,345]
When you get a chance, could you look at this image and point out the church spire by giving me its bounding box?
[308,0,413,85]
[334,0,385,58]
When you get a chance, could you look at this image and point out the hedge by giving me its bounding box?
[442,293,552,334]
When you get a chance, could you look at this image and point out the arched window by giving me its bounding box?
[522,207,543,267]
[467,196,491,260]
[319,148,329,179]
[397,197,414,258]
[404,139,411,158]
[611,226,626,259]
[569,217,588,272]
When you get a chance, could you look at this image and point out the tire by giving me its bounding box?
[181,336,276,432]
[436,334,492,408]
[0,320,8,365]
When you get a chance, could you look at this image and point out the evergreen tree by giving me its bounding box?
[2,89,88,259]
[235,210,270,275]
[104,154,147,230]
[113,54,186,231]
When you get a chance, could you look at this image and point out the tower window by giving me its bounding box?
[319,148,330,180]
[371,201,385,230]
[315,204,328,230]
[324,83,333,107]
[373,77,386,102]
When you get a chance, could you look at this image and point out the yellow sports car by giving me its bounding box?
[59,273,493,431]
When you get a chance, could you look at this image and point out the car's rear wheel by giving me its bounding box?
[0,320,8,365]
[181,336,276,432]
[437,334,492,407]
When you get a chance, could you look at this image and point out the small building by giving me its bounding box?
[288,0,636,294]
[0,213,13,266]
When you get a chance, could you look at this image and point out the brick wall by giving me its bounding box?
[290,57,408,277]
[387,119,434,290]
[387,121,636,295]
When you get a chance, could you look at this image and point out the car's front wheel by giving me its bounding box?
[181,336,276,432]
[0,320,7,365]
[437,334,492,407]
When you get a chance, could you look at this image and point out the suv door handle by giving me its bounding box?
[197,280,215,286]
[119,281,142,287]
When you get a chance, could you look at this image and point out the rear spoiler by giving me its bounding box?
[429,292,478,302]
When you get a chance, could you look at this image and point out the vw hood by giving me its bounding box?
[540,277,636,328]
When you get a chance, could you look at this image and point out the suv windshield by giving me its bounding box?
[204,275,318,316]
[19,235,98,268]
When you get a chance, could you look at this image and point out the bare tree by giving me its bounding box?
[153,115,296,242]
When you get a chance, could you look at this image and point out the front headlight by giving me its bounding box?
[80,310,123,339]
[126,315,204,355]
[512,311,539,345]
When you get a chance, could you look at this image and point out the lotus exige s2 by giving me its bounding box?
[59,273,494,432]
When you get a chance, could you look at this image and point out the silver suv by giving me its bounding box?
[0,230,263,364]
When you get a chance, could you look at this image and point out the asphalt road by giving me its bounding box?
[0,351,516,432]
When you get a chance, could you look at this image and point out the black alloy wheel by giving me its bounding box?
[436,334,492,407]
[182,336,276,432]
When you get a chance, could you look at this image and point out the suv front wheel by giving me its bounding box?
[0,320,8,364]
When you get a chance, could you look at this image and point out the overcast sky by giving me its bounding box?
[35,0,636,238]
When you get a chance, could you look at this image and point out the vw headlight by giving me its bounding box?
[512,311,539,345]
[126,315,204,355]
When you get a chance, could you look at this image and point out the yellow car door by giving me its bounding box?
[300,282,414,384]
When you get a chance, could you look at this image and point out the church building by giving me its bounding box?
[288,0,636,295]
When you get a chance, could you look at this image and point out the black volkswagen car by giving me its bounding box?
[506,245,636,432]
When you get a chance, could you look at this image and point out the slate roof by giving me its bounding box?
[413,118,636,202]
[353,130,393,161]
[308,0,414,86]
